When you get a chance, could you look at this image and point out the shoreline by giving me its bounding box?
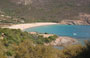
[6,22,58,30]
[3,22,79,46]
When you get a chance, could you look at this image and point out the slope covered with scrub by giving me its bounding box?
[0,0,90,22]
[0,28,89,58]
[0,28,90,58]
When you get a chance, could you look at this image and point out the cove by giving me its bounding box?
[24,24,90,45]
[25,24,90,38]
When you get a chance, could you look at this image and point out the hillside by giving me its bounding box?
[0,28,89,58]
[0,0,90,23]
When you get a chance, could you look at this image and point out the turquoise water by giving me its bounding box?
[25,24,90,45]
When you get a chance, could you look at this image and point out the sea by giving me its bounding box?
[24,24,90,49]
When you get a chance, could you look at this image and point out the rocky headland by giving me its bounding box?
[29,32,79,47]
[60,14,90,25]
[44,36,79,47]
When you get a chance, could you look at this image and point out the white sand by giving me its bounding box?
[7,22,58,30]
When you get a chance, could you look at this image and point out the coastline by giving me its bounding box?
[5,22,58,30]
[2,22,79,46]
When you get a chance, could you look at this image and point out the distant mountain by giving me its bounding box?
[0,0,90,23]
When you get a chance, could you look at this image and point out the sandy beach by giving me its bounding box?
[6,22,58,30]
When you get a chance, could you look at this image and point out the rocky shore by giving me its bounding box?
[60,14,90,25]
[30,32,79,47]
[44,36,79,46]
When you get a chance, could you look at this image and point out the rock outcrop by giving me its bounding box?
[60,20,85,25]
[60,14,90,25]
[45,36,79,46]
[29,32,78,46]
